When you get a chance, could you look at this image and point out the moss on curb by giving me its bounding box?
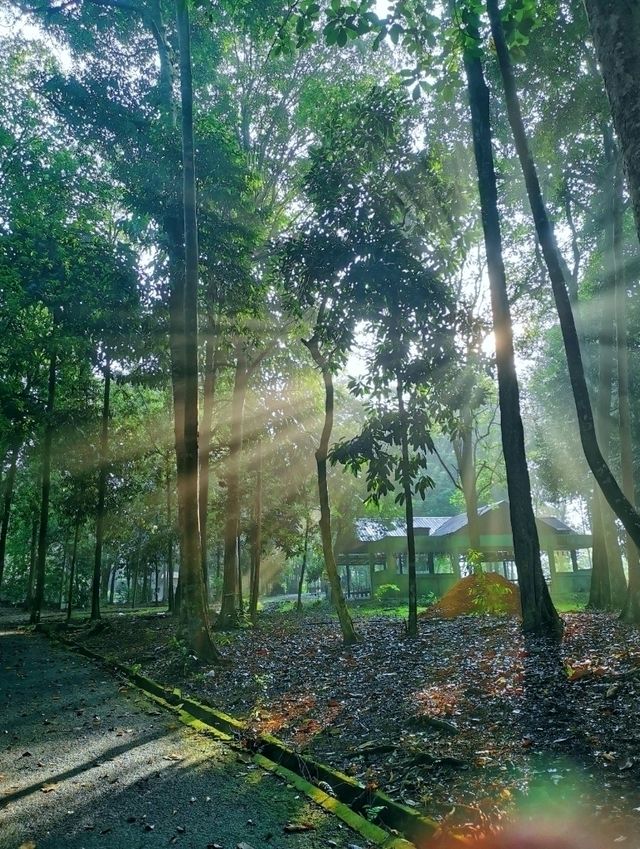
[42,626,460,846]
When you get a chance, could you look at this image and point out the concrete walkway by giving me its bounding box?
[0,630,364,849]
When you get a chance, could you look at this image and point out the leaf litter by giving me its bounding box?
[78,609,640,841]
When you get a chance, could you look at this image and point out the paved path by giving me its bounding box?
[0,630,363,849]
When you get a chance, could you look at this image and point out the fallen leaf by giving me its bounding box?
[41,784,57,793]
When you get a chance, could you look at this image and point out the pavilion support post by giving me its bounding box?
[570,549,579,572]
[547,549,557,592]
[368,553,375,596]
[385,551,394,574]
[450,554,461,578]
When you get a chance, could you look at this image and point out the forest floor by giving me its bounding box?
[4,605,640,846]
[0,627,370,849]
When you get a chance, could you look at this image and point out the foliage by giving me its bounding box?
[469,573,512,615]
[373,583,401,604]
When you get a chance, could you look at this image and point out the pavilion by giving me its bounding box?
[335,500,593,603]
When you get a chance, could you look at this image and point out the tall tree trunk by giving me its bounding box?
[611,153,640,620]
[249,450,262,624]
[304,337,359,645]
[175,0,222,661]
[456,405,481,552]
[131,541,140,608]
[165,453,175,612]
[488,0,640,569]
[167,230,186,616]
[66,517,80,622]
[460,18,561,637]
[583,0,640,247]
[589,491,612,608]
[297,514,310,613]
[91,356,111,620]
[31,344,57,625]
[199,320,219,597]
[25,514,38,609]
[59,534,70,609]
[109,562,116,604]
[217,351,248,630]
[396,374,418,637]
[0,444,19,594]
[590,152,627,607]
[237,536,244,613]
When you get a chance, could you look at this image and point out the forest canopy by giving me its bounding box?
[1,0,640,647]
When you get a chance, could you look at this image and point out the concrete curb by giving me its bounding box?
[41,626,459,847]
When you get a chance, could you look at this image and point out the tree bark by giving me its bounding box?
[0,444,19,593]
[304,337,359,645]
[165,452,175,612]
[109,562,116,604]
[456,404,481,552]
[249,450,262,624]
[217,351,248,630]
[460,18,561,637]
[198,324,218,599]
[590,150,627,607]
[297,514,310,613]
[174,0,222,661]
[583,0,640,247]
[589,491,612,608]
[396,374,418,637]
[25,514,38,609]
[612,152,640,620]
[91,356,111,620]
[66,517,80,622]
[488,0,640,565]
[31,344,57,625]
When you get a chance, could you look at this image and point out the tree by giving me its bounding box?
[583,0,640,247]
[486,0,640,621]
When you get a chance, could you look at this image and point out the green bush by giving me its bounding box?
[374,583,401,604]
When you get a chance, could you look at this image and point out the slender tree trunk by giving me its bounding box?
[167,229,186,611]
[590,153,627,607]
[460,19,561,637]
[589,492,612,608]
[488,0,640,563]
[396,374,418,637]
[131,546,139,609]
[0,444,19,594]
[457,405,481,552]
[58,536,68,610]
[165,453,175,612]
[249,450,262,624]
[91,357,111,620]
[583,0,640,246]
[31,344,57,625]
[199,321,219,597]
[297,514,310,613]
[304,338,359,644]
[175,0,222,661]
[109,562,116,604]
[142,564,148,605]
[237,536,244,613]
[25,514,38,609]
[611,153,640,620]
[217,352,248,630]
[66,517,80,622]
